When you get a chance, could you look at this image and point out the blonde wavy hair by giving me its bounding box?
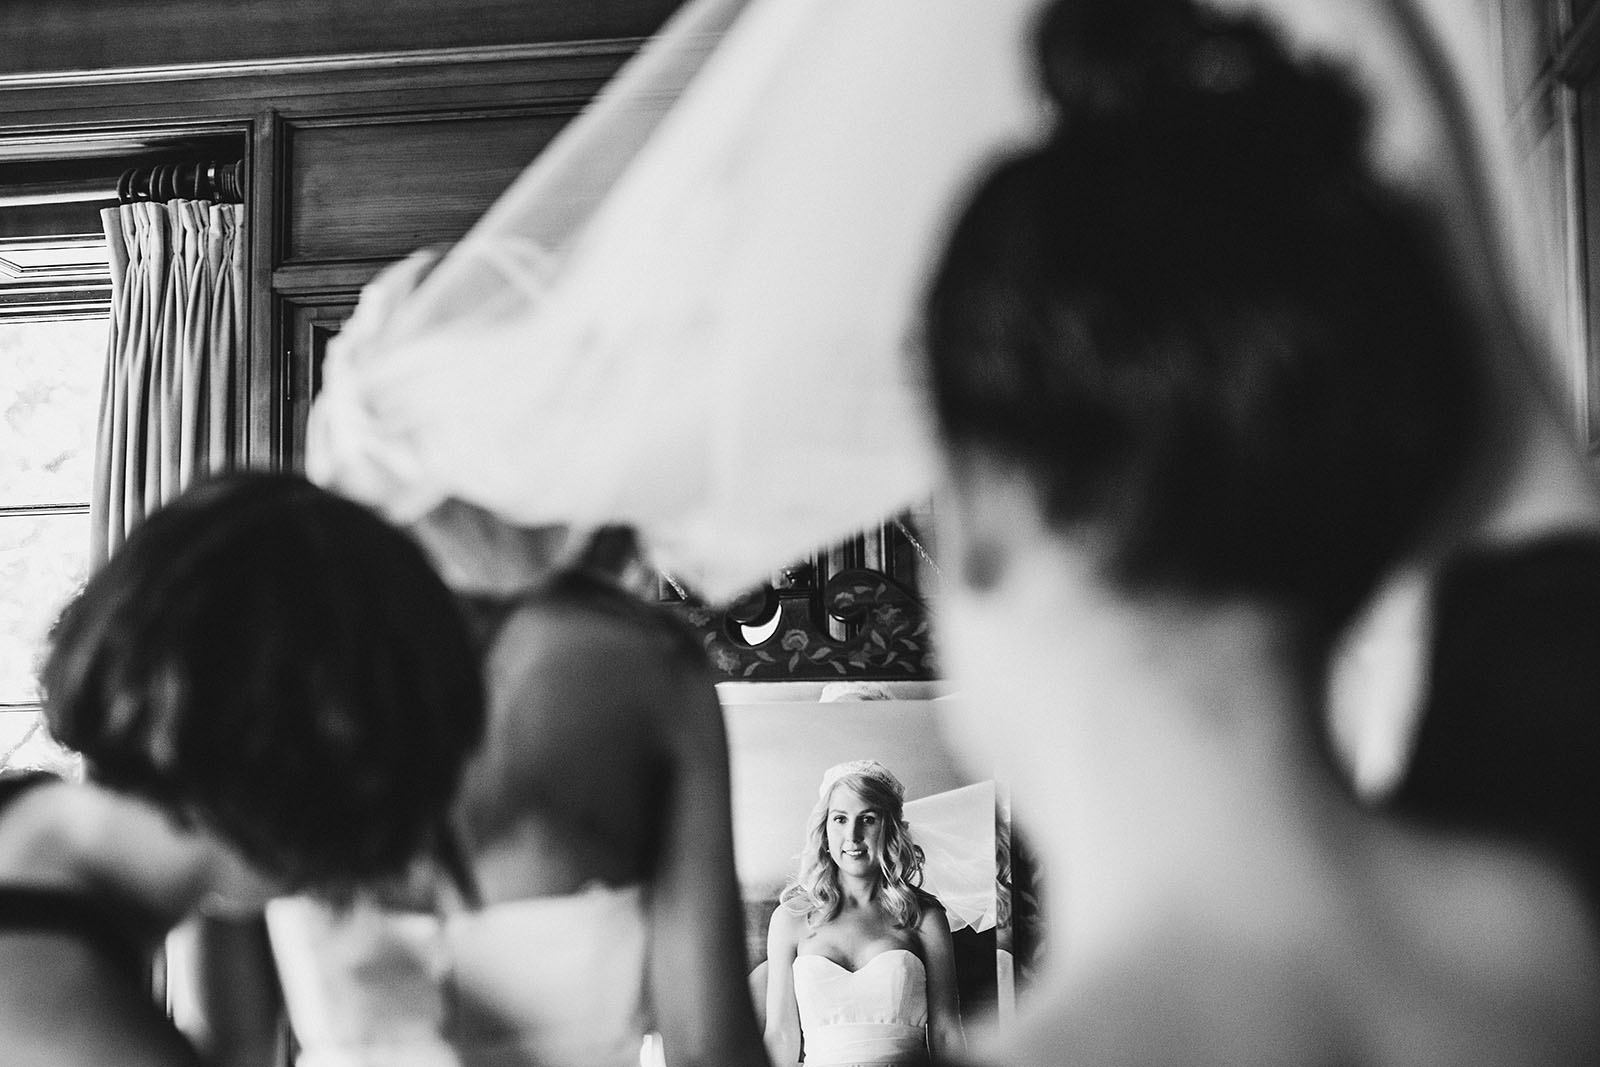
[780,763,926,929]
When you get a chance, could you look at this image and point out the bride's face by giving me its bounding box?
[825,785,883,879]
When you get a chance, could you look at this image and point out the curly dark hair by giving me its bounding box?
[41,471,485,894]
[923,0,1487,643]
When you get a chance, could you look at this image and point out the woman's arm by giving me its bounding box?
[763,907,803,1067]
[644,657,767,1067]
[918,904,966,1065]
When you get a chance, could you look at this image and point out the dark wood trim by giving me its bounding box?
[247,110,278,469]
[0,120,254,156]
[0,23,645,479]
[283,99,593,131]
[1557,2,1600,84]
[0,49,632,131]
[0,289,110,318]
[0,38,647,91]
[280,294,359,471]
[273,261,394,295]
[0,1,683,79]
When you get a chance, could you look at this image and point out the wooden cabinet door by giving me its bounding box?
[281,295,357,472]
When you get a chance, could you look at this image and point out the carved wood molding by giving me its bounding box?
[0,38,650,91]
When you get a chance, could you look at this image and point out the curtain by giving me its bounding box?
[92,199,245,565]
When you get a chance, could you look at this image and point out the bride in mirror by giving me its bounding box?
[763,760,964,1067]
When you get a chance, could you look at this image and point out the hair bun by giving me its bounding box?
[1036,0,1197,122]
[1035,0,1367,178]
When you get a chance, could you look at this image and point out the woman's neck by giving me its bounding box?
[836,870,879,909]
[955,536,1600,1060]
[997,596,1360,966]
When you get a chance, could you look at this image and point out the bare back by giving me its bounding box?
[449,573,766,1065]
[1002,826,1600,1067]
[455,574,706,899]
[0,936,201,1067]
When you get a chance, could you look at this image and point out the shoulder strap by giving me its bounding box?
[0,885,150,982]
[0,771,62,815]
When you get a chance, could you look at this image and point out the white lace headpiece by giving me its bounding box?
[818,759,905,805]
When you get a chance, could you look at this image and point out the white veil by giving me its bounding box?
[308,0,1046,602]
[905,781,999,935]
[308,0,1544,605]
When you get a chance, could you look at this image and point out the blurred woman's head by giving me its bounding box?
[41,471,485,896]
[782,760,925,928]
[923,0,1489,651]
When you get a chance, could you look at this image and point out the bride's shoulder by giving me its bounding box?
[495,572,704,668]
[768,897,811,943]
[912,892,953,939]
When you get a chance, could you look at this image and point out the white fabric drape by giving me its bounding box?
[306,0,1531,605]
[307,0,1046,603]
[93,199,245,565]
[904,781,999,935]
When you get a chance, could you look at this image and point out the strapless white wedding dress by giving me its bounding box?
[792,948,928,1066]
[265,883,649,1067]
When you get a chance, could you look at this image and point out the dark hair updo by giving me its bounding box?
[42,471,485,894]
[924,0,1486,639]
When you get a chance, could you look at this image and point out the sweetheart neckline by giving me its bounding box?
[793,947,924,976]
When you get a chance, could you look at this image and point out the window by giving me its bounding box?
[0,236,108,773]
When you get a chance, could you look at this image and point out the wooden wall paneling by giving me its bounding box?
[0,0,683,77]
[0,44,632,131]
[248,110,280,469]
[1555,1,1600,82]
[0,34,638,472]
[281,108,579,265]
[272,262,395,296]
[281,294,358,471]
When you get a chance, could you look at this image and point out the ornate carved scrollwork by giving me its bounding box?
[664,519,939,681]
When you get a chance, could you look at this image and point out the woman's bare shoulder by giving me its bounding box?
[1395,835,1600,1006]
[768,900,808,945]
[914,890,952,932]
[490,580,706,682]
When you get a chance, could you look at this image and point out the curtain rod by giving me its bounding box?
[117,159,245,204]
[0,159,245,210]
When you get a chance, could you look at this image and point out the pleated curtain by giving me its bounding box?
[92,199,245,565]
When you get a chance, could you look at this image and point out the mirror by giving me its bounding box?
[719,679,1016,1043]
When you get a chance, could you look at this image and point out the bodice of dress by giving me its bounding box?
[792,948,928,1066]
[265,882,649,1067]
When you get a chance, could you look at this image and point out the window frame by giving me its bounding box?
[0,301,108,717]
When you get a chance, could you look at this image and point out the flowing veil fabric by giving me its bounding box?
[308,0,1541,604]
[905,781,998,935]
[307,0,1046,602]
